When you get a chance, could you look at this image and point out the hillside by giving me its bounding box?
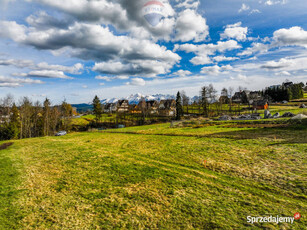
[0,121,306,229]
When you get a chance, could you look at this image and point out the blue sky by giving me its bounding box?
[0,0,307,104]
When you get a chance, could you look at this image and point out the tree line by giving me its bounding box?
[0,95,73,141]
[263,83,305,102]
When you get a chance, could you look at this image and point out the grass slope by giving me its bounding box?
[0,121,306,229]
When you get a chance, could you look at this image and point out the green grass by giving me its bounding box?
[0,121,306,229]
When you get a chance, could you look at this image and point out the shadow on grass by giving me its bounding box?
[105,124,307,144]
[207,124,307,144]
[0,142,23,229]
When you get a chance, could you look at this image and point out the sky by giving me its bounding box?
[0,0,307,104]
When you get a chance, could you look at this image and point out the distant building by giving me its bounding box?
[253,100,268,110]
[104,103,117,113]
[158,99,176,116]
[232,91,248,104]
[282,81,293,88]
[117,100,129,113]
[219,96,230,104]
[138,100,159,114]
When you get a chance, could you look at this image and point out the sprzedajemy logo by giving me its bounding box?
[247,212,301,225]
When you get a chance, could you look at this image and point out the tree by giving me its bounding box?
[181,90,190,114]
[0,103,21,141]
[201,86,209,117]
[43,98,51,136]
[61,100,73,131]
[220,88,230,104]
[0,94,14,123]
[8,103,21,139]
[176,91,183,120]
[19,97,33,139]
[92,95,103,124]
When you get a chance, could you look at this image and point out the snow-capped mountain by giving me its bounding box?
[100,93,176,105]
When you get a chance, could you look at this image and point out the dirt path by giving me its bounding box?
[0,142,13,150]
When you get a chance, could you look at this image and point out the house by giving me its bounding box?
[117,100,129,113]
[219,96,230,104]
[158,99,176,116]
[253,100,268,110]
[138,100,159,114]
[104,103,117,113]
[232,91,249,104]
[282,81,293,88]
[130,104,142,114]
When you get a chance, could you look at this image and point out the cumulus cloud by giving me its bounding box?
[127,78,146,86]
[273,26,307,48]
[174,9,209,42]
[261,58,293,69]
[35,62,83,74]
[95,75,112,82]
[93,59,175,78]
[221,22,248,41]
[0,21,26,42]
[0,75,43,87]
[26,11,73,30]
[175,40,241,65]
[0,59,34,68]
[25,70,73,79]
[238,42,269,56]
[0,20,180,77]
[172,70,192,77]
[0,58,83,77]
[175,0,200,9]
[213,56,238,62]
[200,65,233,76]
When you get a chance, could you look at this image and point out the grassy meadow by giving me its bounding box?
[0,119,306,229]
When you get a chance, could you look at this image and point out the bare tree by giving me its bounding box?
[0,94,14,122]
[19,97,33,139]
[181,90,189,114]
[228,87,234,113]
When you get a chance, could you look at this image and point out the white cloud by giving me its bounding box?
[175,40,241,65]
[261,58,293,69]
[127,78,146,86]
[238,3,250,13]
[173,70,192,77]
[273,26,307,48]
[0,59,34,68]
[200,65,233,76]
[0,75,43,87]
[265,0,287,6]
[238,42,269,56]
[213,56,238,62]
[0,21,26,42]
[95,75,112,82]
[174,9,209,42]
[26,70,73,79]
[175,0,200,9]
[221,22,248,41]
[0,20,180,77]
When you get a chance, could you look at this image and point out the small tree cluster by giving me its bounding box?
[0,95,73,141]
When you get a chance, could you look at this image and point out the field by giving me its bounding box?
[0,120,306,229]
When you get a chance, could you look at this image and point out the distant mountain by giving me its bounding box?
[73,93,198,113]
[100,93,176,105]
